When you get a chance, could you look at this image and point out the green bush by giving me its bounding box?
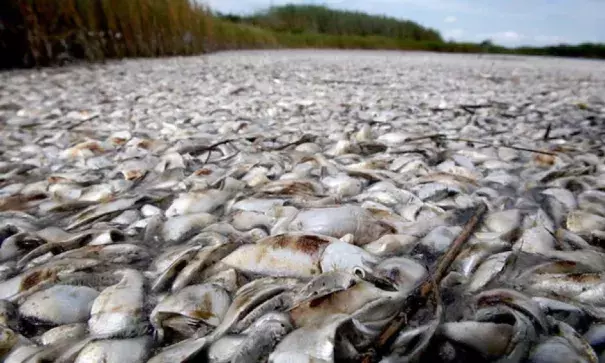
[225,4,443,42]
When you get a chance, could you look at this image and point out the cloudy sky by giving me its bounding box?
[203,0,605,46]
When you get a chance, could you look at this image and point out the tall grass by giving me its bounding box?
[1,0,216,68]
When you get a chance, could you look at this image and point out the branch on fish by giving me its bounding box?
[366,202,488,362]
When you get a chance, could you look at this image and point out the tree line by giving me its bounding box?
[217,5,442,42]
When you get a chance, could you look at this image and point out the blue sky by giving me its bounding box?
[203,0,605,46]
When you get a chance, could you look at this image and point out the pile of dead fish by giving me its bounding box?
[1,51,605,362]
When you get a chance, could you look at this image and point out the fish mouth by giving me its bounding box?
[353,266,398,292]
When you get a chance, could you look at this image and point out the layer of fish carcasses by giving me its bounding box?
[1,50,605,363]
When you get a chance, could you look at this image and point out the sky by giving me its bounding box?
[203,0,605,46]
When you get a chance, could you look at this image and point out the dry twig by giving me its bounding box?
[200,139,238,165]
[444,137,558,155]
[366,202,488,362]
[405,133,558,156]
[264,134,317,151]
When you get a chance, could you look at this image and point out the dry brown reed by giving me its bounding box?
[1,0,218,67]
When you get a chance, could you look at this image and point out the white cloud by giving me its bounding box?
[444,15,457,23]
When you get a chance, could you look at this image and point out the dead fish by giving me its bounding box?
[546,274,605,306]
[0,258,100,301]
[473,305,539,362]
[475,288,549,333]
[419,225,463,253]
[513,226,556,254]
[206,335,246,363]
[149,246,204,293]
[203,268,243,294]
[221,233,333,278]
[51,243,149,265]
[39,323,88,346]
[363,234,419,257]
[161,213,217,245]
[578,190,605,217]
[550,317,598,363]
[269,314,362,362]
[468,252,511,292]
[567,210,605,235]
[292,271,359,305]
[385,324,435,362]
[273,205,393,245]
[111,209,142,226]
[483,208,522,240]
[374,256,427,294]
[584,324,605,354]
[229,291,294,334]
[439,321,514,359]
[212,277,300,339]
[165,190,231,217]
[321,174,365,197]
[229,198,286,214]
[15,231,94,268]
[528,336,593,363]
[229,210,273,232]
[540,250,605,272]
[19,285,99,326]
[0,232,45,263]
[289,279,396,328]
[454,239,509,278]
[319,240,379,275]
[534,296,589,331]
[88,269,147,337]
[0,300,17,327]
[151,283,231,342]
[146,335,210,363]
[259,179,324,196]
[0,325,31,359]
[355,181,417,208]
[3,344,45,363]
[66,196,151,230]
[230,315,292,363]
[170,242,242,292]
[74,336,152,363]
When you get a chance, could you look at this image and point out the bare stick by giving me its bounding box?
[404,133,558,156]
[370,202,488,360]
[443,137,558,156]
[265,134,316,151]
[66,115,100,130]
[200,139,237,165]
[543,123,552,141]
[403,134,444,143]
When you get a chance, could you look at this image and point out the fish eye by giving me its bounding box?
[353,267,366,279]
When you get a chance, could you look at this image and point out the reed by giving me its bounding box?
[0,0,216,68]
